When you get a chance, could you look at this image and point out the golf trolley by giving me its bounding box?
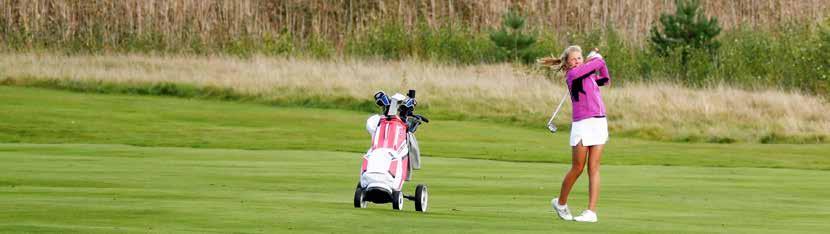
[353,90,430,212]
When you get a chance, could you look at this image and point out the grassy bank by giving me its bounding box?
[2,54,828,143]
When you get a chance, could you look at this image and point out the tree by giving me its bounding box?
[489,9,536,63]
[650,0,721,69]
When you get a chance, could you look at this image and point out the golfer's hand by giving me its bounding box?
[586,49,602,61]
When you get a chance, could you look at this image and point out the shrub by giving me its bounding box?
[650,0,721,76]
[489,9,537,64]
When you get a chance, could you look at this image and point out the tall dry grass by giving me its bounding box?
[3,0,828,48]
[1,52,827,143]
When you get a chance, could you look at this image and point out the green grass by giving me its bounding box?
[0,143,828,233]
[1,86,829,232]
[1,86,829,170]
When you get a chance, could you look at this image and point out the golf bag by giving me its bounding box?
[354,90,429,212]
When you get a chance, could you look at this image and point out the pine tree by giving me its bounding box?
[489,10,536,63]
[650,0,721,68]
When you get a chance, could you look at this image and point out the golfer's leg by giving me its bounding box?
[587,144,604,211]
[558,142,588,205]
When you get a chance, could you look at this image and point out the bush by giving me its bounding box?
[262,31,295,57]
[344,21,502,64]
[489,9,537,64]
[650,0,721,78]
[415,22,501,64]
[346,23,411,60]
[813,22,830,94]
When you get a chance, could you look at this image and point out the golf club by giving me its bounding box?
[546,92,568,133]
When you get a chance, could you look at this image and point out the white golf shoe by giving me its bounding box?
[574,210,598,223]
[551,198,573,220]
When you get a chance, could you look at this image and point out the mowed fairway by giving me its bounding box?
[1,87,829,233]
[2,144,829,233]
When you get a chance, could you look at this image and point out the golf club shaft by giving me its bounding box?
[547,93,569,125]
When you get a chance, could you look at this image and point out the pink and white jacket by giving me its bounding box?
[565,58,611,122]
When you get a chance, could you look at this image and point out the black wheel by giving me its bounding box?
[392,191,403,210]
[353,183,367,208]
[415,184,428,212]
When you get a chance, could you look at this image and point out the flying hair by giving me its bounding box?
[536,45,583,72]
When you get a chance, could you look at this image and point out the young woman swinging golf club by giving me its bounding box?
[539,46,610,223]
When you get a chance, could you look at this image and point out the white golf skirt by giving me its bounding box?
[570,117,609,147]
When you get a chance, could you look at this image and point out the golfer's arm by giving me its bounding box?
[567,58,607,82]
[596,62,611,86]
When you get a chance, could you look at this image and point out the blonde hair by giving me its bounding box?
[537,45,582,72]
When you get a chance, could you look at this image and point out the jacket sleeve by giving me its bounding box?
[595,59,611,86]
[566,58,608,84]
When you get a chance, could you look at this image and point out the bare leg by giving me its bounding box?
[558,141,588,205]
[586,144,604,211]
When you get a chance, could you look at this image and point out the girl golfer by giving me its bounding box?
[540,46,610,223]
